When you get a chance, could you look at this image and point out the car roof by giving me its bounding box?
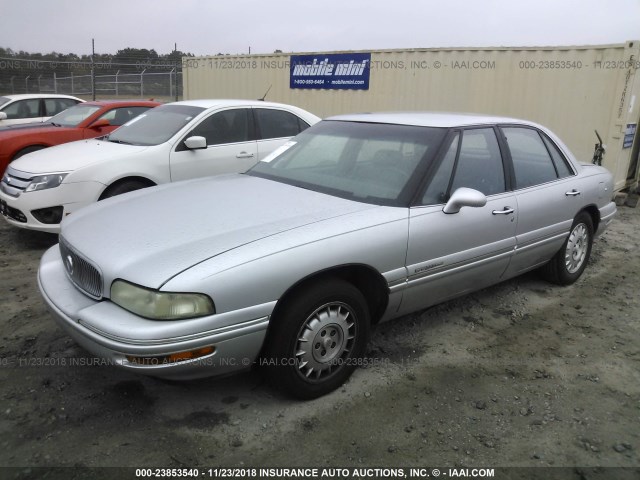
[0,94,83,101]
[325,111,539,128]
[167,99,304,109]
[79,100,161,106]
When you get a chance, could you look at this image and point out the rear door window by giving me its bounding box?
[44,98,81,116]
[254,108,309,140]
[502,127,559,189]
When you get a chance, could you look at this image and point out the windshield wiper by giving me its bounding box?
[108,138,135,145]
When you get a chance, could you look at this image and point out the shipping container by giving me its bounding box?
[184,41,640,191]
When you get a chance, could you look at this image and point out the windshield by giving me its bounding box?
[49,104,101,127]
[108,104,205,146]
[247,120,447,206]
[0,97,10,108]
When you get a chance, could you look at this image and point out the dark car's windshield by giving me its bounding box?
[48,104,101,127]
[108,104,206,146]
[247,120,447,206]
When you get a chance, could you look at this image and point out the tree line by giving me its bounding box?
[0,47,195,74]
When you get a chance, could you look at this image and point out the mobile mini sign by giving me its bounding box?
[290,53,371,90]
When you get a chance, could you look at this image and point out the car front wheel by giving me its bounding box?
[99,179,151,200]
[542,211,594,285]
[264,279,370,399]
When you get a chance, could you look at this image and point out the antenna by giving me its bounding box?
[259,85,272,101]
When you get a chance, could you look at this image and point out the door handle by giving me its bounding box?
[492,207,515,215]
[565,189,581,196]
[236,152,255,158]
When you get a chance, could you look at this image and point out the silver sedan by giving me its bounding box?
[38,112,616,399]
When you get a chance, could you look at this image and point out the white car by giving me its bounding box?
[0,99,320,232]
[0,94,84,126]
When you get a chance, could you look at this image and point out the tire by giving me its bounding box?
[264,279,370,399]
[99,179,151,200]
[12,145,46,161]
[541,211,594,285]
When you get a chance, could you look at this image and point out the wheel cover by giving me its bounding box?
[294,302,356,382]
[564,223,589,274]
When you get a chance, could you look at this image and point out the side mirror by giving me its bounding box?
[0,112,7,121]
[90,118,111,129]
[184,136,207,150]
[443,187,487,214]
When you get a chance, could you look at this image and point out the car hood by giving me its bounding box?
[0,122,58,134]
[61,174,376,291]
[10,139,149,173]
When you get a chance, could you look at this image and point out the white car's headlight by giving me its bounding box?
[111,280,215,320]
[25,173,68,192]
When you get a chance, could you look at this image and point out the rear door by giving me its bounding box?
[169,107,258,182]
[400,127,517,314]
[499,126,580,276]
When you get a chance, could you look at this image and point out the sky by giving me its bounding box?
[0,0,639,56]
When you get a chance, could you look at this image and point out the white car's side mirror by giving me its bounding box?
[443,187,487,214]
[0,112,7,121]
[184,136,207,150]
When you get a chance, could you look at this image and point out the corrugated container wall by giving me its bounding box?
[184,42,640,190]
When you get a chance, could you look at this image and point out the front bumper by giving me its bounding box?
[0,180,104,233]
[38,245,272,380]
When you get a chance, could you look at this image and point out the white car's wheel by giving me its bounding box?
[100,179,151,200]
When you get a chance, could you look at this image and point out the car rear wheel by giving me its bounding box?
[541,211,594,285]
[99,179,152,200]
[264,279,370,399]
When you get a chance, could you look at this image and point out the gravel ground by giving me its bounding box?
[0,205,638,478]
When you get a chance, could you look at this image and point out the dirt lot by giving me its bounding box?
[0,206,639,478]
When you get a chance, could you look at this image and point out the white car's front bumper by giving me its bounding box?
[0,179,104,233]
[38,245,272,380]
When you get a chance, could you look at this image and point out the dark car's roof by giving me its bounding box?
[326,111,540,128]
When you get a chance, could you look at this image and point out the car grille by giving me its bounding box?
[1,166,32,197]
[59,237,103,299]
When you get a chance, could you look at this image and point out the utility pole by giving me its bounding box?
[174,42,179,101]
[91,38,96,100]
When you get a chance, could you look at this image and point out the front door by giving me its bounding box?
[399,127,517,315]
[170,108,258,182]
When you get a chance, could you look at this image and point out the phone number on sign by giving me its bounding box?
[293,79,326,85]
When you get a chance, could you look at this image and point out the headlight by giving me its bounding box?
[25,173,68,192]
[111,280,215,320]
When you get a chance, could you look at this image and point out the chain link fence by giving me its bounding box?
[0,57,182,101]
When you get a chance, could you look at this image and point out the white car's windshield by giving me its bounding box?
[108,104,205,146]
[0,97,11,108]
[49,104,101,127]
[248,120,447,206]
